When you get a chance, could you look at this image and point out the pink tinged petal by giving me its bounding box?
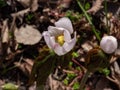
[63,32,77,52]
[48,26,64,36]
[53,44,67,56]
[42,31,53,49]
[49,36,56,49]
[55,17,73,34]
[64,29,71,42]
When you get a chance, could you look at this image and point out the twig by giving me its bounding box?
[69,76,81,87]
[62,69,75,74]
[71,59,86,72]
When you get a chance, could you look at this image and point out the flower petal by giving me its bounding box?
[42,31,53,49]
[48,26,64,36]
[64,29,71,42]
[53,44,67,56]
[55,17,73,34]
[63,32,76,52]
[49,36,56,49]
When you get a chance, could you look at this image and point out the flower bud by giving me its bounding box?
[100,36,118,54]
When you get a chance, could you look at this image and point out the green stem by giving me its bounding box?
[79,70,90,90]
[76,0,101,41]
[38,52,54,66]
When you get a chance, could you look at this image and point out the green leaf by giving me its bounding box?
[73,82,80,90]
[65,10,82,22]
[36,55,56,86]
[72,52,79,58]
[76,67,81,71]
[2,83,18,90]
[69,61,73,67]
[99,68,110,76]
[26,13,34,21]
[67,73,76,80]
[29,53,55,86]
[85,2,90,10]
[63,79,69,85]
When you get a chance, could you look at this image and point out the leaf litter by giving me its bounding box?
[0,0,120,90]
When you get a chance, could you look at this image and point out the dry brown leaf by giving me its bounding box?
[17,0,30,8]
[14,58,34,76]
[24,58,34,66]
[87,0,104,14]
[58,0,72,8]
[14,62,29,75]
[11,8,30,17]
[115,48,120,57]
[14,25,42,45]
[30,0,38,12]
[48,75,72,90]
[16,0,38,12]
[2,20,9,43]
[0,79,5,90]
[11,8,30,24]
[81,41,93,52]
[107,62,120,89]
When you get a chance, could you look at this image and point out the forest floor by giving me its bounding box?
[0,0,120,90]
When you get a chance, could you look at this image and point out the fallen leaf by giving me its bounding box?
[14,58,33,76]
[14,25,42,45]
[2,20,9,43]
[17,0,30,8]
[87,0,104,14]
[16,0,38,12]
[11,8,30,17]
[81,41,93,52]
[30,0,38,12]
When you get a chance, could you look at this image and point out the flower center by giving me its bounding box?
[56,35,64,46]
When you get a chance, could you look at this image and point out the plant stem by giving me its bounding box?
[79,70,90,90]
[76,0,101,41]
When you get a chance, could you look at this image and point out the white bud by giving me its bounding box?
[100,36,118,54]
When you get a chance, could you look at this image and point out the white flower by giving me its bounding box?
[100,36,118,54]
[43,17,76,56]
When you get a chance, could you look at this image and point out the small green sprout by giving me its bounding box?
[99,68,110,76]
[63,78,69,85]
[2,83,19,90]
[26,13,34,22]
[84,2,90,10]
[17,44,22,49]
[72,52,79,58]
[67,73,76,80]
[63,73,77,86]
[73,82,80,90]
[65,10,82,21]
[76,67,81,71]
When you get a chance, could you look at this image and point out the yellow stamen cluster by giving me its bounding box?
[57,35,64,46]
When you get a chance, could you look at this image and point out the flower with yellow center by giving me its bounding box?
[43,17,76,56]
